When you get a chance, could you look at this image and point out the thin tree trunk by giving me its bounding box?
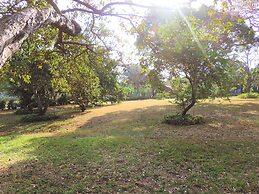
[181,78,196,116]
[181,96,196,116]
[246,74,252,93]
[0,7,81,67]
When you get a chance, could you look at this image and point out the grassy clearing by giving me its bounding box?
[0,98,259,193]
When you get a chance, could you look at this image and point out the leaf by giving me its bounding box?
[238,18,244,23]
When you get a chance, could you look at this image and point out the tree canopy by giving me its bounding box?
[136,6,256,115]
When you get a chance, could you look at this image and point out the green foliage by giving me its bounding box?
[0,99,6,110]
[66,61,101,112]
[57,94,69,105]
[164,114,204,125]
[155,91,171,100]
[121,65,167,100]
[238,92,259,99]
[90,50,121,103]
[7,99,17,110]
[136,6,254,115]
[2,27,121,113]
[0,0,47,16]
[147,70,166,97]
[171,78,192,111]
[15,109,34,115]
[2,27,62,114]
[55,36,121,111]
[21,113,59,123]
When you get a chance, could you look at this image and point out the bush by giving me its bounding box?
[49,99,57,106]
[15,109,34,115]
[164,114,204,125]
[7,99,18,110]
[57,94,69,105]
[155,92,171,100]
[238,92,259,99]
[0,100,6,110]
[21,113,59,123]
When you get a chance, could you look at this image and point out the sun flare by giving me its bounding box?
[140,0,189,7]
[138,0,213,9]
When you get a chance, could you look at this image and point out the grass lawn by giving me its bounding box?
[0,98,258,193]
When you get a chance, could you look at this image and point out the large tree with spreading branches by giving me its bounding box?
[0,0,258,68]
[0,0,159,67]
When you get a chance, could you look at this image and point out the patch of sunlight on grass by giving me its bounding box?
[111,118,130,124]
[242,110,259,115]
[0,133,50,169]
[106,136,116,140]
[132,127,146,131]
[208,122,223,128]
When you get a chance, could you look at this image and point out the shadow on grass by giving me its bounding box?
[74,105,175,137]
[0,101,259,193]
[198,102,259,126]
[1,130,258,193]
[0,107,83,135]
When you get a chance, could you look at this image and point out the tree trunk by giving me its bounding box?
[181,96,196,116]
[246,74,252,93]
[0,7,81,67]
[181,79,196,116]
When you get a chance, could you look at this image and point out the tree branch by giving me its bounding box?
[100,2,170,12]
[72,0,98,12]
[0,7,81,67]
[46,0,62,15]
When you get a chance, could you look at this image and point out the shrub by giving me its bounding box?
[0,100,6,110]
[155,91,171,100]
[21,113,59,123]
[15,109,34,115]
[49,99,57,106]
[57,94,69,105]
[238,92,259,99]
[164,114,204,125]
[7,99,18,110]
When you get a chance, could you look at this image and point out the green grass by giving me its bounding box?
[0,99,259,193]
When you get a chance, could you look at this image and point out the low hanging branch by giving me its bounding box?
[0,6,81,67]
[0,0,172,67]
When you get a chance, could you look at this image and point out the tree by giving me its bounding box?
[124,64,147,90]
[146,69,165,98]
[235,46,259,93]
[86,48,122,103]
[217,0,259,31]
[0,0,161,67]
[137,6,255,116]
[63,54,101,112]
[1,27,63,114]
[0,0,81,67]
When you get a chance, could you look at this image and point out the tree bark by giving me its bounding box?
[181,96,196,116]
[246,73,252,93]
[181,79,196,116]
[0,7,81,67]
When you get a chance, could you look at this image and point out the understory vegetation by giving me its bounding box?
[164,114,204,125]
[238,92,259,99]
[0,99,258,193]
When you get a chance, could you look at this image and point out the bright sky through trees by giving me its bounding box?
[57,0,213,59]
[137,0,213,8]
[57,0,258,68]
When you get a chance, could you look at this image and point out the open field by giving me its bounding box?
[0,98,259,193]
